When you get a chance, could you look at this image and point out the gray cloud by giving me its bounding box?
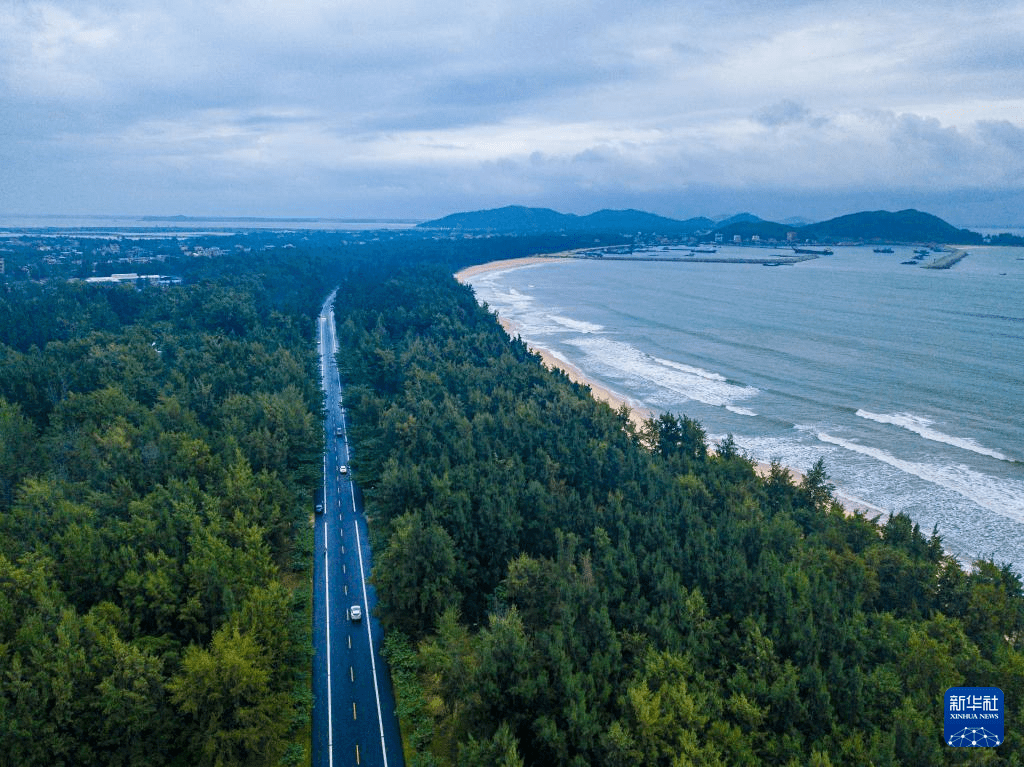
[754,100,814,127]
[0,0,1022,223]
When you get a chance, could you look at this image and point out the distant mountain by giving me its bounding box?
[780,216,814,226]
[420,206,567,232]
[582,208,713,232]
[801,209,983,244]
[715,209,984,244]
[714,220,793,241]
[714,212,763,227]
[420,205,985,244]
[419,205,713,234]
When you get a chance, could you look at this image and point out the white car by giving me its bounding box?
[349,604,362,622]
[339,465,348,475]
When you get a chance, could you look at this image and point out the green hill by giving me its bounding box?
[422,205,993,244]
[420,205,569,232]
[419,205,713,234]
[714,220,793,241]
[801,209,984,244]
[713,209,986,244]
[714,212,763,227]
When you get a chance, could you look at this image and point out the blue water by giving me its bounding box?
[468,245,1024,573]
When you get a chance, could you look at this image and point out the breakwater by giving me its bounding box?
[924,249,969,269]
[572,253,817,266]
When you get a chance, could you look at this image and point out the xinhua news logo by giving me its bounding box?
[945,687,1004,748]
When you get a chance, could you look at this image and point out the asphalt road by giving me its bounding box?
[313,292,404,767]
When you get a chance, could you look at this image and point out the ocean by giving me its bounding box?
[466,245,1024,573]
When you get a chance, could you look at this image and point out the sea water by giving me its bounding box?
[467,245,1024,573]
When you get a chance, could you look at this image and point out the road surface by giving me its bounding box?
[313,291,405,767]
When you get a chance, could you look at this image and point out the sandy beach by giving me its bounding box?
[505,316,655,430]
[453,254,571,281]
[456,256,653,429]
[455,256,886,520]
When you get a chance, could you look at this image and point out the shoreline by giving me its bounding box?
[457,256,649,428]
[456,256,887,520]
[453,254,571,281]
[500,316,656,432]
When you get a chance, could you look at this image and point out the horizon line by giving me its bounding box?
[1,210,1021,230]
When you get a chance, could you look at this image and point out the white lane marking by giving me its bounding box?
[352,494,389,766]
[323,440,334,767]
[320,306,335,767]
[326,296,390,766]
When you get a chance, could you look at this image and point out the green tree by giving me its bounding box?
[168,624,291,767]
[94,626,174,766]
[373,511,459,637]
[457,721,525,767]
[0,398,41,509]
[605,651,726,766]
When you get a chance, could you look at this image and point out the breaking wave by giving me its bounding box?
[817,431,1024,524]
[566,336,759,409]
[856,410,1009,461]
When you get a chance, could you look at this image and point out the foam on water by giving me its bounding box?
[476,283,536,314]
[733,433,839,477]
[726,406,758,417]
[817,431,1024,524]
[550,316,604,333]
[856,410,1010,461]
[565,336,759,410]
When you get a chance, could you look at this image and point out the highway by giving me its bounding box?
[313,291,404,767]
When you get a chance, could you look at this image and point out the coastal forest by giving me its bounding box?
[1,230,1022,766]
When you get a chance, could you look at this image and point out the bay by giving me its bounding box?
[467,245,1024,573]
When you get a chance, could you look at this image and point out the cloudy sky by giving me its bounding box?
[2,0,1023,224]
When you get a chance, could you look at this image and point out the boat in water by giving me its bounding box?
[873,247,894,253]
[791,246,834,255]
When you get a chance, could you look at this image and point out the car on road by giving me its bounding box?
[315,503,323,514]
[348,604,362,622]
[339,465,348,475]
[335,427,343,437]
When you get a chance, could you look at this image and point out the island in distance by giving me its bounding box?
[420,205,1023,245]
